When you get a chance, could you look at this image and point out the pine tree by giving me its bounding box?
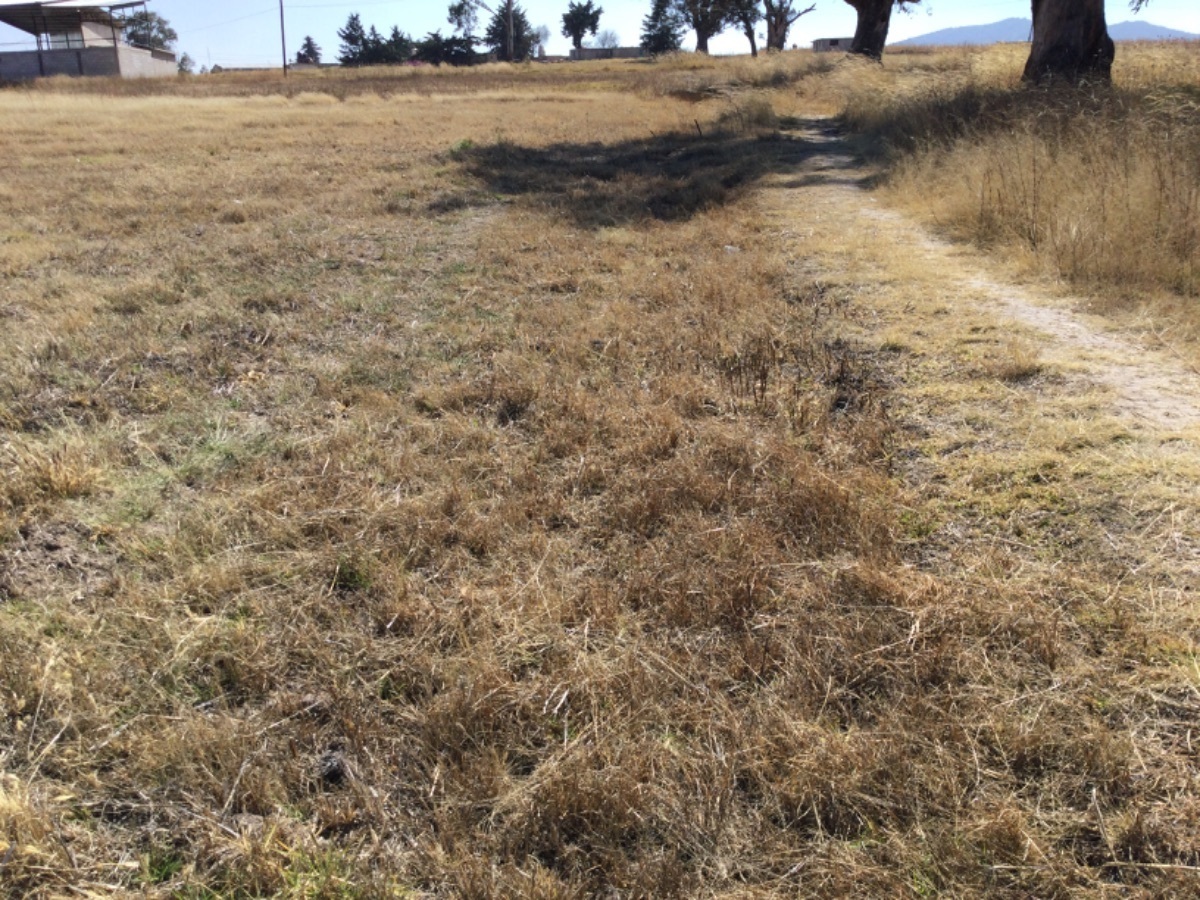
[385,26,413,63]
[296,35,322,65]
[641,0,686,54]
[414,30,478,66]
[337,13,367,66]
[484,4,536,61]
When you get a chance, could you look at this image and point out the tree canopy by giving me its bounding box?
[763,0,816,51]
[562,1,603,50]
[673,0,730,54]
[337,14,413,66]
[122,11,177,51]
[484,3,537,60]
[640,0,686,54]
[296,35,322,65]
[414,30,479,65]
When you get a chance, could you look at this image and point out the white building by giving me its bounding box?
[0,1,177,81]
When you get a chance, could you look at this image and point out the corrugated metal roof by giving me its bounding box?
[0,1,145,36]
[0,2,143,9]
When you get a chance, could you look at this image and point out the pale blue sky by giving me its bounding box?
[2,0,1197,69]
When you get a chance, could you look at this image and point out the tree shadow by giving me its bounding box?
[455,118,850,229]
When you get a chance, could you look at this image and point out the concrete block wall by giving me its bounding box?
[0,45,172,81]
[569,47,648,60]
[0,47,120,80]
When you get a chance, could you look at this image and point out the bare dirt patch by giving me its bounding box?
[0,522,112,604]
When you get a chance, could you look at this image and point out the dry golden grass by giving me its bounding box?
[2,51,1200,897]
[843,42,1200,350]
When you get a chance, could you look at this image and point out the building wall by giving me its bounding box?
[0,47,120,80]
[83,20,119,48]
[813,38,854,52]
[569,47,647,60]
[0,45,173,81]
[116,44,176,78]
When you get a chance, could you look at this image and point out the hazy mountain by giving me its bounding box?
[893,18,1197,47]
[1110,20,1199,41]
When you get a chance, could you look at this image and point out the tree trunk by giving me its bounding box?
[1023,0,1114,83]
[766,12,788,51]
[695,32,710,53]
[842,0,893,60]
[742,22,758,57]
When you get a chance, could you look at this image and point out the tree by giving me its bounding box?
[532,24,552,56]
[385,26,414,63]
[562,1,603,50]
[727,0,761,56]
[415,30,479,66]
[449,1,518,60]
[362,25,387,65]
[596,28,621,49]
[484,4,536,60]
[122,11,177,50]
[674,0,733,54]
[1022,0,1115,83]
[296,35,322,65]
[177,52,194,74]
[840,0,917,60]
[641,0,686,54]
[338,13,367,65]
[763,0,816,51]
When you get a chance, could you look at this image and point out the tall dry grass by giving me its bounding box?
[845,43,1200,321]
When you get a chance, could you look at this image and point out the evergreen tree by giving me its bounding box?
[296,35,322,65]
[641,0,686,54]
[415,30,479,66]
[561,1,603,50]
[385,26,413,63]
[362,25,386,65]
[337,13,367,66]
[484,4,536,61]
[177,52,195,74]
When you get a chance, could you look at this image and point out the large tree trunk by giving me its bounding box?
[1023,0,1114,83]
[695,32,710,53]
[765,12,788,51]
[844,0,893,60]
[742,22,758,57]
[764,2,815,52]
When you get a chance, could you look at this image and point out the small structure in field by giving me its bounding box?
[812,37,854,53]
[0,1,176,81]
[569,46,647,61]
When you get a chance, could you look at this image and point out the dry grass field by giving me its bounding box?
[2,48,1200,897]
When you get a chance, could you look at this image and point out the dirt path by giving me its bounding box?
[776,123,1200,434]
[761,119,1200,610]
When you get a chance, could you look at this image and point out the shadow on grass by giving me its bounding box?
[456,117,858,228]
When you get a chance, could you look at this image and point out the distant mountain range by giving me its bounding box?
[893,18,1198,46]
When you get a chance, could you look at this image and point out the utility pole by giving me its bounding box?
[279,0,288,77]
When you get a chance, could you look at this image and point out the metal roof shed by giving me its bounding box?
[0,1,177,80]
